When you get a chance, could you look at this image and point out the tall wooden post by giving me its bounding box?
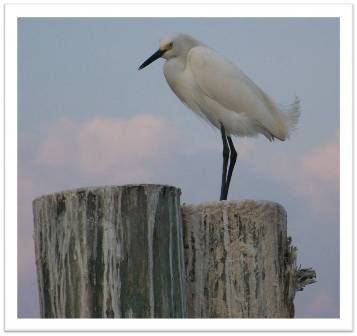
[33,185,186,318]
[33,185,315,318]
[182,200,300,318]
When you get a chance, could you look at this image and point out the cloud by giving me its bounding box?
[301,131,339,183]
[294,132,339,212]
[248,131,339,215]
[36,115,178,183]
[306,290,336,317]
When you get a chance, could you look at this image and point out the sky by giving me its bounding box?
[18,18,339,318]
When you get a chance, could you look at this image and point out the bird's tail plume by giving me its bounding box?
[282,96,301,136]
[260,93,301,141]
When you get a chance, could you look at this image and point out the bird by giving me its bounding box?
[139,33,300,201]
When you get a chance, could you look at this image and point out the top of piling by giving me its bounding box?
[32,184,181,204]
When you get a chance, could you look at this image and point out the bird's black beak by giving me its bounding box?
[138,49,165,70]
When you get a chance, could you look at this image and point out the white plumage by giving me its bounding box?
[158,33,300,141]
[139,33,300,200]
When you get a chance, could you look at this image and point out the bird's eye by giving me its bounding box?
[167,42,173,49]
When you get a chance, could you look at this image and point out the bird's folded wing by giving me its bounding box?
[187,46,282,126]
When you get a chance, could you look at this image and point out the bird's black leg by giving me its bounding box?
[224,136,237,199]
[220,124,230,201]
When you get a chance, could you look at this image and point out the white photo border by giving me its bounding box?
[4,2,353,332]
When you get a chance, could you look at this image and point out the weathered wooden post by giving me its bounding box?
[33,184,186,318]
[33,185,315,318]
[182,200,315,318]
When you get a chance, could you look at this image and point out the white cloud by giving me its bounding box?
[247,131,339,215]
[36,115,178,183]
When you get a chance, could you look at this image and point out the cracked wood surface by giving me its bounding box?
[182,200,296,318]
[33,185,314,318]
[33,184,186,318]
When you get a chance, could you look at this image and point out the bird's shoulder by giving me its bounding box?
[187,46,242,78]
[187,46,270,102]
[185,46,281,122]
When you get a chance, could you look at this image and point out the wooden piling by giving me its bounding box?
[33,185,315,318]
[33,185,186,318]
[182,200,299,318]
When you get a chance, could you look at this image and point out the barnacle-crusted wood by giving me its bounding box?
[182,200,297,318]
[33,184,186,318]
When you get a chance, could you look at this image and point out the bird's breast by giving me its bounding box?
[164,59,186,96]
[163,59,201,111]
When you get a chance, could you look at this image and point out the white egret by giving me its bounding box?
[139,33,300,201]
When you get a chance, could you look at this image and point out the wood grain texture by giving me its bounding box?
[33,184,186,318]
[182,200,297,318]
[33,185,315,319]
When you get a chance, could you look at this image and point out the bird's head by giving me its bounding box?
[139,34,201,70]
